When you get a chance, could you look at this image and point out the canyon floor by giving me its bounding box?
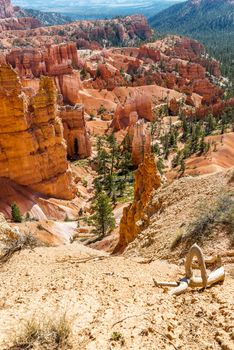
[0,241,233,350]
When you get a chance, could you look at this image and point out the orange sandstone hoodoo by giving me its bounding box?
[0,65,75,200]
[114,155,161,253]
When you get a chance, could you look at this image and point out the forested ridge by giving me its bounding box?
[150,0,234,96]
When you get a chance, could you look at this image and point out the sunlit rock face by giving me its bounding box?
[114,155,161,252]
[6,43,80,79]
[0,65,75,200]
[60,105,91,160]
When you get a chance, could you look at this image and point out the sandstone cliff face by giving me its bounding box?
[0,65,75,199]
[60,105,91,159]
[114,155,161,252]
[58,71,82,105]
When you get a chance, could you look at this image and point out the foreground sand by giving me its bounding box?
[0,243,233,350]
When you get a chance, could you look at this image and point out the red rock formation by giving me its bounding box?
[60,104,91,159]
[6,43,79,78]
[0,64,75,199]
[113,155,161,252]
[0,16,41,30]
[0,0,14,18]
[0,15,152,49]
[58,71,82,105]
[138,45,161,62]
[196,98,234,118]
[164,36,204,61]
[112,92,153,131]
[130,120,152,166]
[192,78,223,104]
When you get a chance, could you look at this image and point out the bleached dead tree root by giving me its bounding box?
[154,244,225,296]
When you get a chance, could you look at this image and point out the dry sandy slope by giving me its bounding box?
[126,169,234,262]
[0,242,233,350]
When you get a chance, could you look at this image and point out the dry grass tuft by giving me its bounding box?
[183,193,234,247]
[6,314,72,350]
[170,231,183,250]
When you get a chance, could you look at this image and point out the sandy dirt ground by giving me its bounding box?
[0,242,233,350]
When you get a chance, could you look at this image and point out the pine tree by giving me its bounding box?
[180,159,186,174]
[198,133,206,154]
[90,191,115,238]
[107,133,119,176]
[97,149,109,177]
[11,202,22,223]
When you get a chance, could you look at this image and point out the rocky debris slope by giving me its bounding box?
[0,64,75,199]
[125,168,234,261]
[0,242,233,350]
[0,213,20,258]
[14,7,71,26]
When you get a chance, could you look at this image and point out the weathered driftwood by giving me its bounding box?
[153,280,179,288]
[170,267,225,296]
[155,244,225,296]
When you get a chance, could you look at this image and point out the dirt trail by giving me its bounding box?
[0,243,233,350]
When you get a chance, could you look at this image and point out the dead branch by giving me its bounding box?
[56,255,109,264]
[112,312,149,328]
[154,244,225,296]
[0,234,41,266]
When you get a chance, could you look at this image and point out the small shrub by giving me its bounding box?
[97,105,106,115]
[25,212,30,221]
[11,203,22,223]
[110,331,125,345]
[37,224,44,231]
[82,179,88,187]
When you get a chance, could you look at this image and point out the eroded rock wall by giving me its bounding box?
[0,64,75,199]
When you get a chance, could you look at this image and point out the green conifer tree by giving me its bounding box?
[90,191,115,238]
[11,203,22,223]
